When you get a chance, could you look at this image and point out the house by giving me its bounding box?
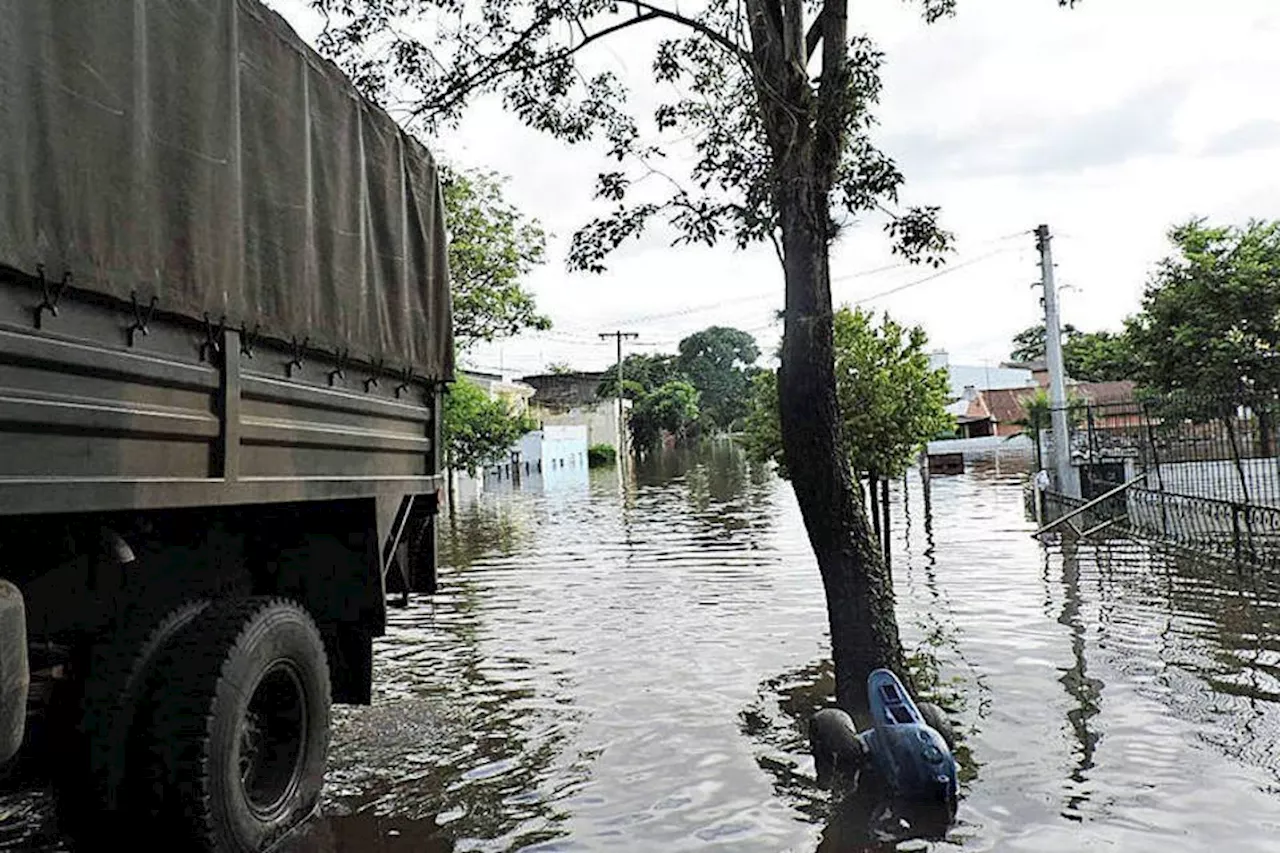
[931,351,1037,400]
[458,368,536,414]
[522,371,630,453]
[953,380,1139,438]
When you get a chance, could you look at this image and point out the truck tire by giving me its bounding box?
[146,597,331,852]
[0,579,27,767]
[56,599,210,829]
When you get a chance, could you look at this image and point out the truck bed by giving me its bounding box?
[0,265,442,517]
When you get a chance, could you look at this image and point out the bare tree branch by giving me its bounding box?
[805,9,824,59]
[631,0,751,59]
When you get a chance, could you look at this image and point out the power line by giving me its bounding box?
[847,245,1019,305]
[737,244,1020,334]
[587,230,1031,330]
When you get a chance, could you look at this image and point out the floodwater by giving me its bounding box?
[6,443,1280,851]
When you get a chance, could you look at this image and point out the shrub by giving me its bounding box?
[588,444,617,467]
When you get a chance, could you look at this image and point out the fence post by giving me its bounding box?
[1085,404,1097,500]
[1232,502,1243,564]
[1034,408,1044,473]
[1143,401,1169,538]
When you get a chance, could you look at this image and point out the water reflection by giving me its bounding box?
[1056,538,1104,821]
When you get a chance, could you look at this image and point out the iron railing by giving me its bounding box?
[1033,391,1280,568]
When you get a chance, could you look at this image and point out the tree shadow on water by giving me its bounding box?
[740,658,978,852]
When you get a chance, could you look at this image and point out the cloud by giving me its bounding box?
[885,78,1190,181]
[1201,119,1280,158]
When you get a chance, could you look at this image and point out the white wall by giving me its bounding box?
[927,434,1034,457]
[532,402,627,450]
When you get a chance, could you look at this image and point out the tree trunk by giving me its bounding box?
[1258,409,1275,458]
[777,200,904,714]
[868,474,882,547]
[881,476,892,576]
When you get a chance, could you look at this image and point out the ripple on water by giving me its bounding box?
[6,449,1280,851]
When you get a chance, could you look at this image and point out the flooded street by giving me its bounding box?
[7,444,1280,850]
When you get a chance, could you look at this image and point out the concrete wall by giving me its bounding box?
[531,402,625,450]
[927,434,1034,458]
[483,424,589,493]
[522,373,606,410]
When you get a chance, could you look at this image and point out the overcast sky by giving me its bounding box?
[271,0,1280,378]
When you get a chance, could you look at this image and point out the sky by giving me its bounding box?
[269,0,1280,379]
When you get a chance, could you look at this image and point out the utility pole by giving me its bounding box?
[599,330,638,467]
[1036,224,1078,498]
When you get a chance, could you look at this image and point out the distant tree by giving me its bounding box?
[1128,218,1280,403]
[675,327,761,432]
[442,165,550,350]
[546,361,576,375]
[1009,323,1137,382]
[1128,218,1280,501]
[1010,323,1077,364]
[1067,330,1137,383]
[629,380,701,454]
[443,376,537,476]
[596,354,682,401]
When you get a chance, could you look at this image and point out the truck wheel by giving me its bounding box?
[147,597,331,852]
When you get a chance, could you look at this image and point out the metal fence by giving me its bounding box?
[1033,392,1280,568]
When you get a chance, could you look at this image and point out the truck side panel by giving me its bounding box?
[0,268,442,517]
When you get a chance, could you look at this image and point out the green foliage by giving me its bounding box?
[546,362,575,375]
[1128,218,1280,405]
[1067,330,1137,382]
[744,308,952,478]
[1009,323,1137,382]
[442,376,537,476]
[833,309,954,478]
[440,164,550,350]
[1010,323,1076,363]
[596,354,682,400]
[587,443,617,467]
[1008,387,1085,442]
[595,327,760,447]
[675,326,761,432]
[741,370,786,477]
[629,380,701,453]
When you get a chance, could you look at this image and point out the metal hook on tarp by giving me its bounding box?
[286,336,309,378]
[328,348,349,387]
[239,323,261,359]
[33,265,71,329]
[199,313,226,363]
[364,358,385,392]
[394,366,415,399]
[126,292,159,347]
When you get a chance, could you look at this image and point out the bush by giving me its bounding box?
[588,444,617,467]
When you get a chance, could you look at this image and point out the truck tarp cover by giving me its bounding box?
[0,0,454,380]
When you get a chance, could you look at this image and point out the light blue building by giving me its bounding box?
[929,351,1037,400]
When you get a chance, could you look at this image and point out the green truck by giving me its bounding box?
[0,1,453,849]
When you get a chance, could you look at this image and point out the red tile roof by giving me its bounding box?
[1073,380,1137,406]
[975,380,1137,425]
[982,388,1037,423]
